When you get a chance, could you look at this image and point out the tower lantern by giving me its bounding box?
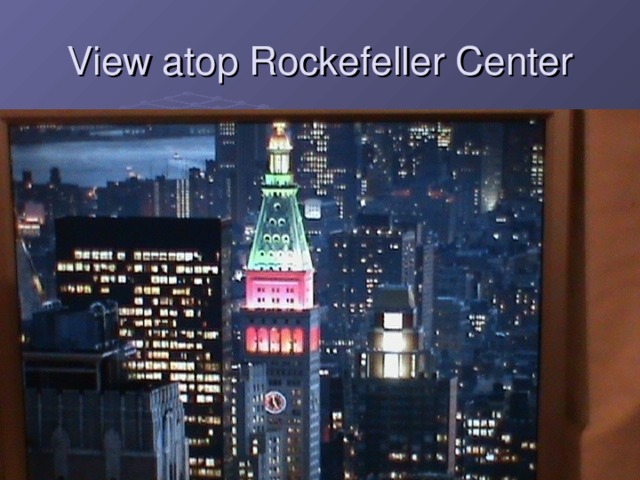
[268,122,293,175]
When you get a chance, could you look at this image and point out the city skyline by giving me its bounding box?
[11,119,544,480]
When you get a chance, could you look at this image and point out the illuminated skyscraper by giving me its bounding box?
[215,122,268,224]
[353,285,456,479]
[501,121,545,203]
[328,214,403,346]
[176,178,191,218]
[236,123,321,480]
[55,217,231,479]
[292,122,357,221]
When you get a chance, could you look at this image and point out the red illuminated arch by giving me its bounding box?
[293,328,304,353]
[246,326,257,353]
[270,327,280,353]
[257,327,269,353]
[281,328,293,354]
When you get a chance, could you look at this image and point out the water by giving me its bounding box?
[11,134,217,187]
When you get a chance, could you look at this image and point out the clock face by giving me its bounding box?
[264,390,287,415]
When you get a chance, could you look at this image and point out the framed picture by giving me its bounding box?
[0,111,579,480]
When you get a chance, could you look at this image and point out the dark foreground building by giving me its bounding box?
[23,301,188,480]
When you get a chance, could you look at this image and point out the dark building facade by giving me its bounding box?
[23,301,188,480]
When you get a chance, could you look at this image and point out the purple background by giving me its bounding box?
[0,0,638,109]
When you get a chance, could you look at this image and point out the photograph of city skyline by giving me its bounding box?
[10,118,544,480]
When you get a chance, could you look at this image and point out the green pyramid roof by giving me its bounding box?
[246,123,313,273]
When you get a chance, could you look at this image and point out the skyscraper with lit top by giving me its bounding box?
[352,284,456,479]
[236,123,321,480]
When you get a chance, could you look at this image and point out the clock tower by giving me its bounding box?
[236,122,321,480]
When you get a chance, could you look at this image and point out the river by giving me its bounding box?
[11,133,217,187]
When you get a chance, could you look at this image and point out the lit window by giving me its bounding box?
[257,327,269,353]
[293,328,304,353]
[383,353,400,378]
[382,331,405,352]
[281,328,293,354]
[383,312,403,330]
[270,327,280,353]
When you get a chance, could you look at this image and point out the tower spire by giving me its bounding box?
[245,122,314,309]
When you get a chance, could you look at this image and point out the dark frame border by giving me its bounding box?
[0,110,583,480]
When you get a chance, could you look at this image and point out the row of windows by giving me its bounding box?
[59,284,92,294]
[133,251,203,262]
[126,360,197,372]
[247,317,303,325]
[134,286,161,295]
[130,264,216,276]
[150,340,217,351]
[73,250,125,261]
[256,286,296,294]
[58,262,117,273]
[170,373,220,384]
[255,297,297,305]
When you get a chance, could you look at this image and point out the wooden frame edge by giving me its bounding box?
[536,110,584,480]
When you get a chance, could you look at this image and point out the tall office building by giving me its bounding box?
[353,285,456,479]
[214,122,244,224]
[215,122,268,225]
[450,122,504,214]
[420,241,436,350]
[235,123,321,480]
[292,122,357,222]
[177,178,191,218]
[328,214,403,340]
[456,388,537,480]
[228,363,269,480]
[55,217,231,479]
[479,124,504,214]
[501,121,545,203]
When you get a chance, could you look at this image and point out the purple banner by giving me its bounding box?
[0,0,638,108]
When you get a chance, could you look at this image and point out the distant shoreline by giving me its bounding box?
[11,130,217,187]
[10,124,217,145]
